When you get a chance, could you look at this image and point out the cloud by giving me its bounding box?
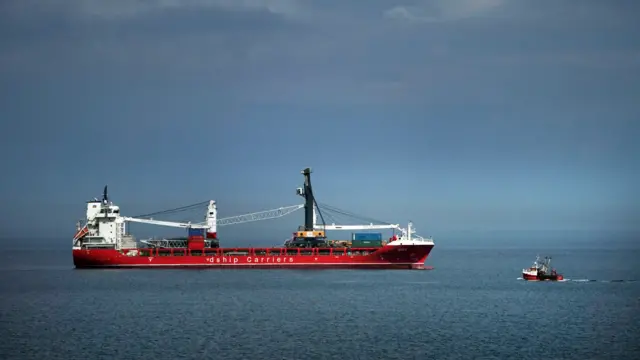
[2,0,305,20]
[1,0,638,110]
[384,0,504,23]
[486,51,640,69]
[0,0,314,78]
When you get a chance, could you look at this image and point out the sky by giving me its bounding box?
[0,0,638,242]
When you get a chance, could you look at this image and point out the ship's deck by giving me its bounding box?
[134,247,381,257]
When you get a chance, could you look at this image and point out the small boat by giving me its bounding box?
[522,255,564,281]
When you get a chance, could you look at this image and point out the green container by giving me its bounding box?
[351,240,383,247]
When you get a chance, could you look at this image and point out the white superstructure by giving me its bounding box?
[72,188,134,250]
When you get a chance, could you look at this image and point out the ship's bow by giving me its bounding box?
[375,243,434,269]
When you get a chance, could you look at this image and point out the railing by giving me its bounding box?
[410,236,435,244]
[132,247,381,257]
[392,235,434,244]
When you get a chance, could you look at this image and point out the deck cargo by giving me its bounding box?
[351,240,383,247]
[352,232,383,241]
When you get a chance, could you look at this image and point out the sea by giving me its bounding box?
[1,231,639,360]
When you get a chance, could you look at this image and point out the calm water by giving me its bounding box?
[1,237,639,360]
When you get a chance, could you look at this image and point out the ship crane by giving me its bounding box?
[122,217,209,229]
[311,202,430,244]
[316,223,400,231]
[119,202,305,249]
[123,204,304,229]
[290,168,432,245]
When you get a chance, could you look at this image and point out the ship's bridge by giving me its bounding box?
[99,206,120,216]
[86,201,120,220]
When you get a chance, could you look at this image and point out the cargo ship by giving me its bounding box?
[522,255,564,281]
[72,168,435,269]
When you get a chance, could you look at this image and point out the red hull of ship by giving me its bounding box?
[522,273,538,281]
[73,244,434,270]
[522,273,564,281]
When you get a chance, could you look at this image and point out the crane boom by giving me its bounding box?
[122,217,209,229]
[315,224,399,231]
[123,204,305,229]
[311,207,399,231]
[216,204,304,226]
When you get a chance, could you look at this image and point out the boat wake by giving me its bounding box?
[518,277,637,283]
